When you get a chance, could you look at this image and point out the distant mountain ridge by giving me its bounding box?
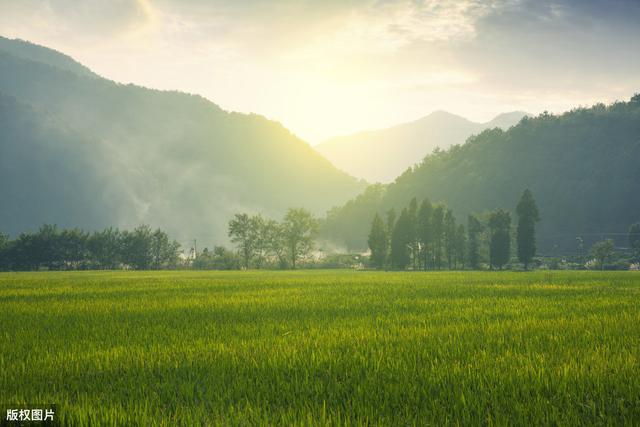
[316,110,529,183]
[321,96,640,252]
[0,36,365,242]
[0,37,96,77]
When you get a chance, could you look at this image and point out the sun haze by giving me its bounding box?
[2,0,639,144]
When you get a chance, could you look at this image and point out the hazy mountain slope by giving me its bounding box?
[0,93,115,232]
[316,110,528,182]
[0,37,365,241]
[0,37,95,77]
[322,98,640,252]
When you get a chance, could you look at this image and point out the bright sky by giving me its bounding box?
[1,0,639,144]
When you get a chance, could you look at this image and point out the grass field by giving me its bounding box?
[1,270,639,426]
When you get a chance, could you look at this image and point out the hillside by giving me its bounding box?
[322,97,640,252]
[0,36,365,241]
[315,110,528,182]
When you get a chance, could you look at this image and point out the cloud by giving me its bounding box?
[1,0,639,142]
[0,0,154,42]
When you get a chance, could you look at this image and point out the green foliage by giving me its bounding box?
[385,208,396,241]
[226,210,319,270]
[120,226,154,270]
[407,198,419,270]
[322,185,386,251]
[390,209,411,270]
[489,209,511,270]
[467,214,484,269]
[192,247,240,270]
[444,209,457,269]
[308,253,363,269]
[324,96,640,252]
[282,208,319,269]
[589,239,615,270]
[455,223,466,269]
[87,228,122,269]
[431,205,445,269]
[367,214,388,269]
[417,198,433,269]
[262,219,288,269]
[1,270,639,425]
[0,232,10,270]
[0,225,179,271]
[516,189,540,269]
[228,214,257,269]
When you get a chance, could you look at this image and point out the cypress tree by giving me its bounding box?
[407,197,419,270]
[368,213,388,269]
[390,208,411,270]
[431,205,445,269]
[444,209,456,269]
[489,209,511,270]
[516,189,540,270]
[455,224,466,269]
[417,199,433,270]
[467,214,483,269]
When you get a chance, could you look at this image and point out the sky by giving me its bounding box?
[1,0,639,144]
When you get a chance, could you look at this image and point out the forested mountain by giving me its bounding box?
[0,37,365,241]
[315,110,528,182]
[322,97,640,253]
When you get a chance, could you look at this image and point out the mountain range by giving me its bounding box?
[315,110,528,183]
[0,36,365,243]
[2,36,638,256]
[322,97,640,252]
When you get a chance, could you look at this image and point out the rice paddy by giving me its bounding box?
[1,270,639,425]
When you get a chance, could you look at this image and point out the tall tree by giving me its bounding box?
[590,239,615,270]
[431,205,445,269]
[417,199,433,270]
[282,208,318,269]
[32,224,60,270]
[443,209,456,269]
[488,209,511,270]
[386,208,397,236]
[390,208,411,270]
[228,213,257,269]
[516,189,540,270]
[368,213,388,270]
[263,219,288,269]
[386,208,397,268]
[454,224,466,269]
[59,228,89,269]
[407,197,419,270]
[88,228,122,269]
[249,214,268,269]
[467,214,484,270]
[121,225,154,270]
[0,232,10,271]
[150,228,180,269]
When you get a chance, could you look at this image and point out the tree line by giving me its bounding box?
[0,225,180,271]
[322,95,640,254]
[367,189,540,270]
[220,208,319,270]
[2,197,637,272]
[0,208,321,272]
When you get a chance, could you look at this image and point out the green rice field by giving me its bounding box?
[1,270,639,425]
